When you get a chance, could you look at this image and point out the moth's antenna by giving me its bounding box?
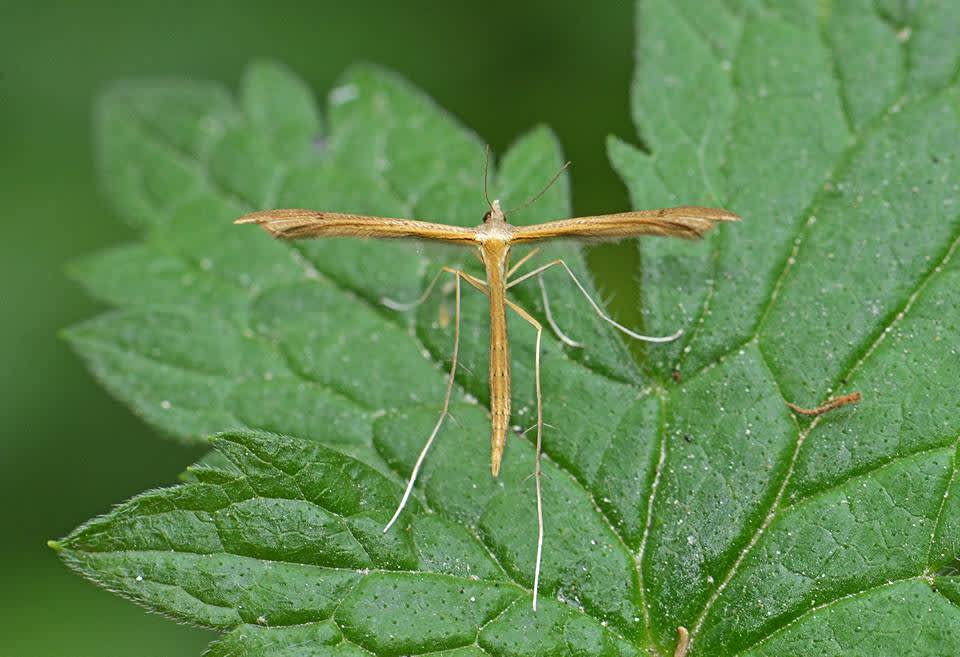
[507,161,571,214]
[482,145,493,210]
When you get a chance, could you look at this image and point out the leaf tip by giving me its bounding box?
[605,133,628,152]
[47,539,64,552]
[63,256,88,283]
[244,57,288,78]
[207,428,259,451]
[339,60,388,81]
[58,326,78,343]
[521,123,562,148]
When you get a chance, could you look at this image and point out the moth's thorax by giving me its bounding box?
[475,199,515,243]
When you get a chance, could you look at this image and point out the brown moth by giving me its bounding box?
[236,159,739,609]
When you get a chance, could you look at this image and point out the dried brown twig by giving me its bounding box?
[786,391,862,416]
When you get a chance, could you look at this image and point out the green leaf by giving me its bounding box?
[607,0,960,654]
[55,431,634,656]
[58,0,960,651]
[65,60,647,654]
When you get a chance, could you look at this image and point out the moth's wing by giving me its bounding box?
[510,206,740,244]
[236,209,477,245]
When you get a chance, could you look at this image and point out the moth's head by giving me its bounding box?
[482,199,506,224]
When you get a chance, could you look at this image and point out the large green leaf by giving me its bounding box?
[56,0,960,653]
[607,0,960,655]
[63,59,645,654]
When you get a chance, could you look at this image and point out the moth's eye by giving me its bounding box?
[482,211,492,223]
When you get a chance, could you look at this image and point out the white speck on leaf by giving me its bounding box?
[330,84,358,105]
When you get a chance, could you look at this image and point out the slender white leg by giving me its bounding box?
[381,266,449,311]
[532,327,544,611]
[505,299,545,611]
[383,272,463,533]
[508,259,683,343]
[538,275,583,348]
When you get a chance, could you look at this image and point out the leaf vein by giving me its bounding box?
[687,223,960,645]
[731,575,927,656]
[634,392,668,656]
[926,438,960,572]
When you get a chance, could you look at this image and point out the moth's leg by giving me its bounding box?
[506,260,588,347]
[457,270,490,296]
[508,259,683,344]
[381,266,450,311]
[505,298,545,611]
[538,275,583,348]
[506,247,541,279]
[383,269,478,532]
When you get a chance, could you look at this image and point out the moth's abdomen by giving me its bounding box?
[489,302,510,477]
[484,246,510,477]
[482,240,512,478]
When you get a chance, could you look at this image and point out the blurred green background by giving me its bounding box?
[0,2,639,654]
